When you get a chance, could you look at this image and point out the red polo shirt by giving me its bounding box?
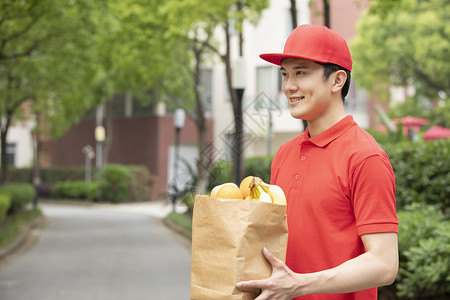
[270,116,398,300]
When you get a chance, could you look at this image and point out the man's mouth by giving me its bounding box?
[290,96,305,103]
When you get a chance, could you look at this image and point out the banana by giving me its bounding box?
[245,182,271,203]
[246,177,287,205]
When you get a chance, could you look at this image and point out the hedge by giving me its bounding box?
[51,181,98,201]
[0,194,10,223]
[127,165,151,202]
[0,183,35,215]
[98,164,131,203]
[7,166,86,183]
[394,203,450,298]
[9,165,152,203]
[382,139,450,211]
[208,155,273,190]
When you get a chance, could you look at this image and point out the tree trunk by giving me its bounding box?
[104,100,113,165]
[223,22,244,185]
[32,113,42,187]
[323,0,331,28]
[1,110,12,185]
[290,0,298,28]
[192,40,210,194]
[1,128,8,185]
[289,0,308,132]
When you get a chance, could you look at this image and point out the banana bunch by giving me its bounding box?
[245,177,287,205]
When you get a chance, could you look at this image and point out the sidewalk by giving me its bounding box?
[96,199,189,218]
[0,199,191,262]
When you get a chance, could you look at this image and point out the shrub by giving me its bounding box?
[0,183,35,215]
[208,160,233,190]
[99,164,131,203]
[365,128,393,145]
[0,194,11,222]
[51,181,98,201]
[8,166,86,184]
[244,156,273,184]
[127,165,151,202]
[208,156,274,191]
[383,139,450,211]
[395,203,450,298]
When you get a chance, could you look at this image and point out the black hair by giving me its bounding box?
[317,62,351,101]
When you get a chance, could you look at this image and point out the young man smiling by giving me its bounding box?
[236,25,399,300]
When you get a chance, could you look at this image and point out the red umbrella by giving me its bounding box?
[397,116,430,126]
[424,125,450,141]
[393,116,430,135]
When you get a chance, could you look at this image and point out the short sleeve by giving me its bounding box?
[351,155,398,236]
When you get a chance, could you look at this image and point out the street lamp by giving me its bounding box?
[95,125,105,168]
[232,56,246,184]
[95,125,105,202]
[170,108,186,212]
[82,145,95,182]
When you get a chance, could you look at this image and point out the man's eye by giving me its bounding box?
[281,72,287,77]
[296,71,304,75]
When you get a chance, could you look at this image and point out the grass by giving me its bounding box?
[0,209,42,248]
[168,211,192,233]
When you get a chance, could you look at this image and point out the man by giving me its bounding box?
[236,24,399,299]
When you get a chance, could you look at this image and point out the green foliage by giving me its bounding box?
[351,0,450,101]
[383,139,450,210]
[243,156,273,184]
[8,167,87,184]
[127,165,151,202]
[11,165,151,202]
[0,209,42,248]
[208,155,274,190]
[429,99,450,128]
[99,164,131,203]
[365,128,392,145]
[0,194,11,223]
[0,183,34,215]
[387,96,433,120]
[0,0,105,137]
[396,203,450,298]
[168,211,192,235]
[386,95,449,128]
[208,160,233,190]
[51,181,98,201]
[368,0,404,17]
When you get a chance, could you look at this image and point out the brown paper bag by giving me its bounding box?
[190,195,288,300]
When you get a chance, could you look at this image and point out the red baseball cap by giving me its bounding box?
[260,24,353,71]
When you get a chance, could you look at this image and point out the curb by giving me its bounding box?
[162,217,192,243]
[0,215,45,261]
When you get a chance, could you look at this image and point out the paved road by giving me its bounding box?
[0,202,191,300]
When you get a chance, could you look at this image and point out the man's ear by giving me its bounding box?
[331,70,347,93]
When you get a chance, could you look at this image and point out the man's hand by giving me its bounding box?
[235,248,304,300]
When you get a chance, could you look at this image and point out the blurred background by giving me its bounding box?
[0,0,448,299]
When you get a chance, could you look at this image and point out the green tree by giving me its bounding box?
[86,0,196,164]
[0,0,104,184]
[157,0,269,190]
[351,0,450,102]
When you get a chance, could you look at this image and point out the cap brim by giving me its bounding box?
[260,53,328,66]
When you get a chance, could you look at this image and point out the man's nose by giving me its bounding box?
[284,77,298,92]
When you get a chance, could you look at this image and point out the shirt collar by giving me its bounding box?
[298,115,356,147]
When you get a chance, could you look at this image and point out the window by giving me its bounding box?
[345,81,368,114]
[255,66,286,110]
[199,68,213,112]
[6,143,15,167]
